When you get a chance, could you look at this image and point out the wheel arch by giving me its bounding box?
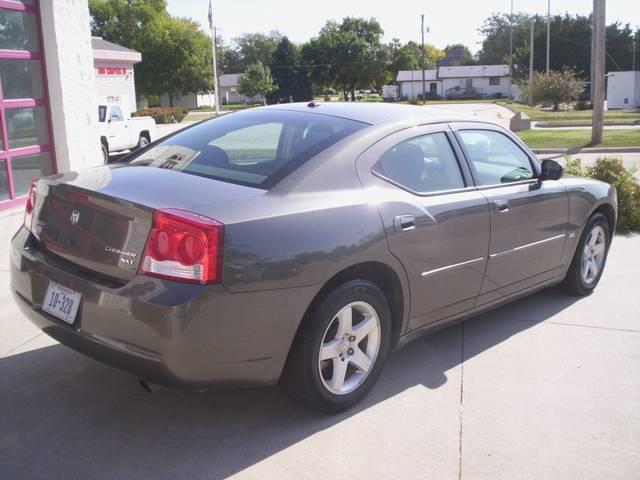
[296,261,407,350]
[592,202,616,237]
[139,130,151,141]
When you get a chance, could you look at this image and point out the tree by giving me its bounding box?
[442,44,475,66]
[520,69,584,110]
[269,37,311,103]
[238,61,277,104]
[234,31,282,68]
[303,17,386,101]
[478,12,640,80]
[89,0,213,100]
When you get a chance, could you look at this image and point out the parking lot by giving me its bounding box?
[1,209,639,480]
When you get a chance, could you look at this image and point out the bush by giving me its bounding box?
[407,97,420,105]
[566,157,640,232]
[133,107,188,124]
[519,69,585,110]
[574,100,593,111]
[196,104,212,110]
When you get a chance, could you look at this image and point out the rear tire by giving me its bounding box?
[281,280,391,414]
[101,142,109,164]
[136,134,150,150]
[561,213,610,296]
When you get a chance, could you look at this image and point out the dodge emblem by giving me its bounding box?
[70,210,80,225]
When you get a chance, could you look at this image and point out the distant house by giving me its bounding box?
[159,73,263,109]
[93,37,141,114]
[396,65,510,100]
[607,71,640,109]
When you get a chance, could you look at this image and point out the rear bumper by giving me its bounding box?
[10,227,318,389]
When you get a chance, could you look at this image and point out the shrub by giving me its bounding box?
[407,97,420,105]
[519,69,585,110]
[196,104,212,110]
[574,100,592,111]
[565,157,640,232]
[133,107,188,124]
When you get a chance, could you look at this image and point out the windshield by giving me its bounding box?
[127,109,367,188]
[98,105,107,122]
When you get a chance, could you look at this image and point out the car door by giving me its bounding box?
[451,123,569,304]
[106,106,129,151]
[356,125,490,330]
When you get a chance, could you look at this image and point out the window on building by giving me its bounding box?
[489,76,501,86]
[0,3,53,208]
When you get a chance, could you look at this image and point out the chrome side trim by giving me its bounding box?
[420,257,486,277]
[489,234,566,259]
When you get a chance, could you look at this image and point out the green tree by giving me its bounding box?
[238,61,277,104]
[520,69,585,110]
[303,17,386,101]
[442,44,475,66]
[269,37,311,103]
[89,0,214,101]
[234,31,282,68]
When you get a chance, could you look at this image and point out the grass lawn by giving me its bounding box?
[517,129,640,149]
[503,102,640,126]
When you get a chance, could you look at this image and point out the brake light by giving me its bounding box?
[24,179,37,231]
[139,209,224,284]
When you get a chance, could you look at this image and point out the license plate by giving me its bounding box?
[42,282,81,325]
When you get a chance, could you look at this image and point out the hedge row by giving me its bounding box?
[133,107,188,124]
[566,157,640,233]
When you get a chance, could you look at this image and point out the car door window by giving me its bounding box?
[372,132,465,193]
[110,106,123,122]
[458,130,534,185]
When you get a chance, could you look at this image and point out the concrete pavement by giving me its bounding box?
[1,209,639,479]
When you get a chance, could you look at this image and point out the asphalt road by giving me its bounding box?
[1,209,639,479]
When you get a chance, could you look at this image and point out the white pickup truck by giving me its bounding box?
[98,104,156,163]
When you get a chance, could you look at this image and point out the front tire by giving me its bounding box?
[136,134,150,150]
[562,213,610,296]
[281,280,391,414]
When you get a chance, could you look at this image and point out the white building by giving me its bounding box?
[159,91,217,110]
[93,37,141,115]
[0,1,101,211]
[606,71,640,109]
[160,73,264,109]
[396,65,511,100]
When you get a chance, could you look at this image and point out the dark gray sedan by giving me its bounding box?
[10,102,617,413]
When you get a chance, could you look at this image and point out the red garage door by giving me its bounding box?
[0,1,54,210]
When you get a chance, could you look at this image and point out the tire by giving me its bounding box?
[101,142,109,164]
[281,280,392,414]
[136,134,150,150]
[561,213,610,296]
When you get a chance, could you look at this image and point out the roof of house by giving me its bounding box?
[92,37,141,64]
[220,73,242,87]
[438,65,510,78]
[396,70,438,82]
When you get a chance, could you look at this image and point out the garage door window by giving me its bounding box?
[0,2,53,208]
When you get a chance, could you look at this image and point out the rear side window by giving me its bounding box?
[128,110,366,188]
[457,130,534,185]
[373,132,465,193]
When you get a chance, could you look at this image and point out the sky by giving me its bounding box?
[167,0,639,53]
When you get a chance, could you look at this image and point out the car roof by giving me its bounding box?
[262,101,475,126]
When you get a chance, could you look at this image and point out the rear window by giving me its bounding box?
[127,109,367,188]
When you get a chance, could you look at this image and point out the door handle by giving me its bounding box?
[394,214,416,231]
[494,199,510,213]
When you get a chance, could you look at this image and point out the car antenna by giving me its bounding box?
[307,100,320,108]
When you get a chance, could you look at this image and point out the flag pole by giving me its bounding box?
[208,0,220,115]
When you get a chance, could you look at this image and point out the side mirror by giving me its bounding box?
[540,159,563,181]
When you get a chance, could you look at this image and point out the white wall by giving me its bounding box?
[94,61,138,114]
[442,77,510,98]
[607,72,640,109]
[399,81,443,99]
[40,0,102,172]
[159,93,198,109]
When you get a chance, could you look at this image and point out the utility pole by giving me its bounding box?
[546,0,551,74]
[509,0,514,98]
[421,14,426,105]
[591,0,606,144]
[208,0,220,115]
[529,20,535,105]
[633,37,637,72]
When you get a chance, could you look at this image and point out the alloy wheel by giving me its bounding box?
[581,225,606,285]
[318,301,381,395]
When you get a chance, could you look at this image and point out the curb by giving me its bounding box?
[532,147,640,154]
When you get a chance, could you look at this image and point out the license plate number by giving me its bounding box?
[42,282,81,325]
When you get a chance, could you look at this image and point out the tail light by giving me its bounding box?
[139,209,224,284]
[24,179,37,232]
